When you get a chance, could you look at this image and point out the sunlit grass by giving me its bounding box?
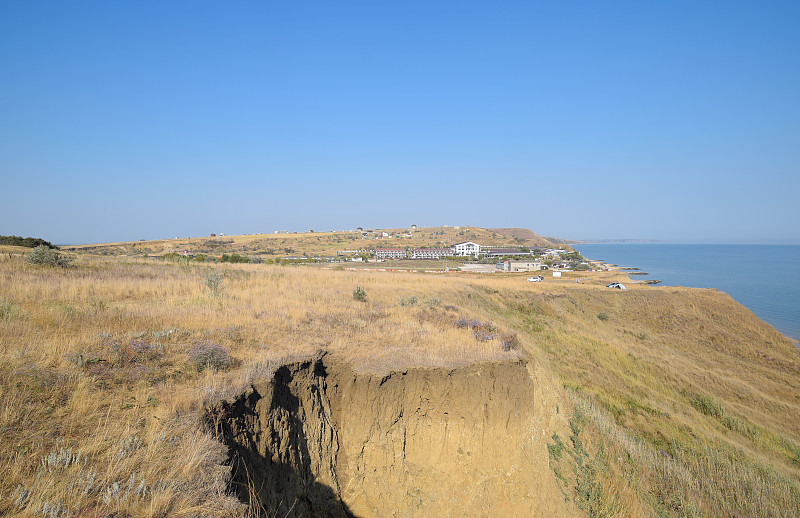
[1,253,799,516]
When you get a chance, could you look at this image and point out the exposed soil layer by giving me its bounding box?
[210,357,573,517]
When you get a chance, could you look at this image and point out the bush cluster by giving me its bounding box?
[188,343,234,372]
[353,286,367,302]
[26,245,74,268]
[204,271,224,297]
[398,295,418,307]
[423,297,442,308]
[0,235,56,248]
[220,253,250,263]
[455,316,514,349]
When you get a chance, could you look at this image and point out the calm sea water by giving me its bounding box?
[573,244,800,342]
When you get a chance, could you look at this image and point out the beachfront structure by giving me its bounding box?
[450,241,482,258]
[410,248,453,260]
[374,248,407,260]
[499,260,546,272]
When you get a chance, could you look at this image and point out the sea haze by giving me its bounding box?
[573,244,800,342]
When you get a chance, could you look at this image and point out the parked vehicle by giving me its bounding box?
[527,275,544,282]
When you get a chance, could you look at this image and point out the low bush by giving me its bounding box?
[204,271,224,297]
[188,343,234,372]
[474,331,497,342]
[398,295,418,307]
[353,286,367,302]
[220,253,250,263]
[423,297,442,308]
[25,245,74,268]
[501,333,518,351]
[0,299,20,321]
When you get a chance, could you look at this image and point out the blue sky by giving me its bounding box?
[2,1,798,244]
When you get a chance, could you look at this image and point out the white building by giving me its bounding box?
[450,241,482,258]
[410,248,453,260]
[374,248,407,260]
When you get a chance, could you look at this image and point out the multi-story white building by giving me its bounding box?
[374,248,407,260]
[450,241,482,257]
[410,248,453,260]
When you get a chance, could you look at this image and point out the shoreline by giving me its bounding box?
[579,247,800,346]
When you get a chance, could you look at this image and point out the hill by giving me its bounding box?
[61,226,558,258]
[490,227,554,245]
[1,252,798,516]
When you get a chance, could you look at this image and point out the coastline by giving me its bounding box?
[577,243,800,345]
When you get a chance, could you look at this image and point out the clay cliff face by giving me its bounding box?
[211,357,574,517]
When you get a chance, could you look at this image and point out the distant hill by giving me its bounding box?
[542,236,577,245]
[63,226,560,257]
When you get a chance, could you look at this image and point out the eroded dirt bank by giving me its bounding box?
[210,357,574,517]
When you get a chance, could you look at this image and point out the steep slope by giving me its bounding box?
[212,357,576,518]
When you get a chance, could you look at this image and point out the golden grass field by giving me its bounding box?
[1,249,799,516]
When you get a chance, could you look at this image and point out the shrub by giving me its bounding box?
[455,317,469,328]
[0,299,20,321]
[398,295,418,307]
[220,253,250,263]
[423,297,442,308]
[353,286,367,302]
[501,333,518,351]
[159,252,189,263]
[597,312,609,321]
[205,270,224,297]
[188,343,234,372]
[25,245,74,268]
[474,331,497,342]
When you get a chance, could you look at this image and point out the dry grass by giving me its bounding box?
[568,392,800,517]
[0,245,31,255]
[0,255,521,516]
[1,253,799,516]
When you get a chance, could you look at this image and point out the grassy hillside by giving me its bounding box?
[61,226,556,258]
[1,253,798,516]
[491,227,551,243]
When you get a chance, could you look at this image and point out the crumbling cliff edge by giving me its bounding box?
[210,356,575,517]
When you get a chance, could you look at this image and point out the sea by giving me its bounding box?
[572,244,800,343]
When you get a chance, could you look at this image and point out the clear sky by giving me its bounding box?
[2,1,798,244]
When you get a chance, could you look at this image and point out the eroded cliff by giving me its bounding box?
[210,357,574,517]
